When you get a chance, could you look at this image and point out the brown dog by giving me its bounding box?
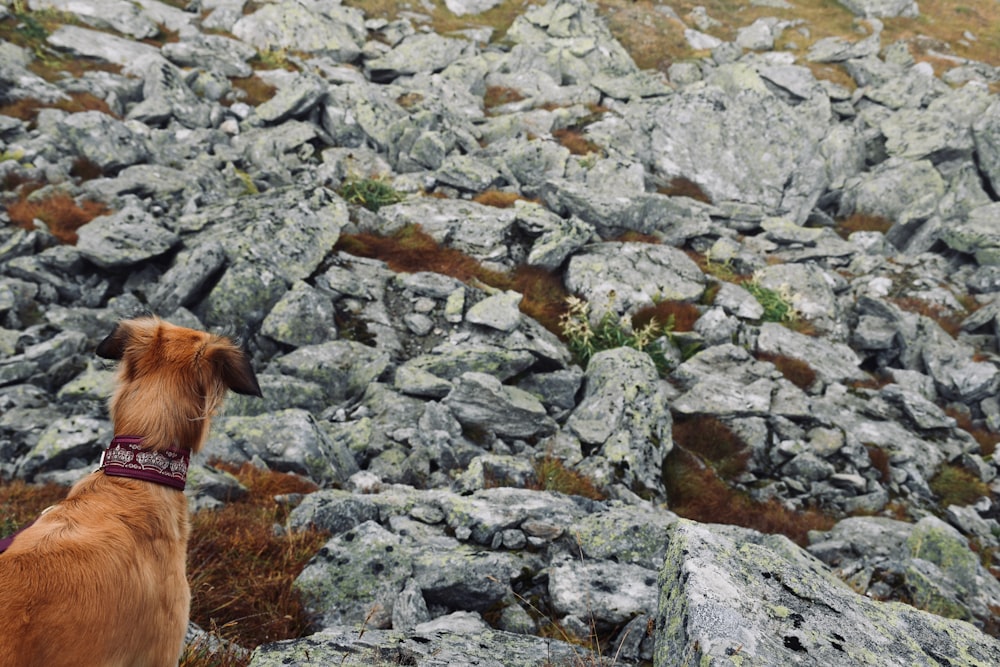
[0,317,261,667]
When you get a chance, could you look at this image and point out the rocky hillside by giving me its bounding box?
[4,0,1000,664]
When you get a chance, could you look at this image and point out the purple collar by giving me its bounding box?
[100,435,190,491]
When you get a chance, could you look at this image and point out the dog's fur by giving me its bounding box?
[0,317,261,667]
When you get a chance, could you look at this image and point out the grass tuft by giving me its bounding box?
[337,177,404,212]
[528,456,606,501]
[928,464,991,508]
[559,295,675,374]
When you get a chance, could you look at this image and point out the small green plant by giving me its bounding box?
[744,280,797,323]
[559,296,674,374]
[337,177,404,212]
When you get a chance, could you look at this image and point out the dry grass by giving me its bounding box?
[946,408,1000,458]
[484,85,526,111]
[5,191,111,244]
[472,190,533,208]
[664,446,835,546]
[0,479,69,538]
[755,351,818,391]
[835,213,893,239]
[528,456,606,501]
[864,444,892,483]
[672,414,750,481]
[186,462,328,657]
[0,91,117,124]
[656,177,713,204]
[552,128,603,157]
[227,76,278,107]
[335,224,572,334]
[631,299,701,333]
[889,296,966,338]
[928,464,991,507]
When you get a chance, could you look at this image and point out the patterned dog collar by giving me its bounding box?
[100,436,190,490]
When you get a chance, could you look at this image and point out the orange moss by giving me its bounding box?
[334,225,572,335]
[632,300,701,333]
[672,415,750,480]
[946,408,1000,458]
[5,192,110,245]
[755,351,817,391]
[611,231,660,244]
[657,177,712,204]
[835,213,893,239]
[227,76,277,107]
[0,91,116,123]
[890,296,965,338]
[528,456,605,501]
[472,190,533,208]
[186,462,327,653]
[864,444,891,482]
[664,447,834,547]
[552,128,602,156]
[69,157,104,182]
[483,85,525,111]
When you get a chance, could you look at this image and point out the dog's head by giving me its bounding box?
[97,317,261,452]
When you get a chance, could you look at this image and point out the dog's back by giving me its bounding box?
[0,318,261,667]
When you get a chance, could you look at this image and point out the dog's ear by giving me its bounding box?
[212,344,263,397]
[96,322,131,360]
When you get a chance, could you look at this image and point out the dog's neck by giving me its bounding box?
[100,436,190,491]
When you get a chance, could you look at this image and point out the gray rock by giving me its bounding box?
[564,242,705,319]
[247,624,608,667]
[127,55,215,129]
[147,241,227,316]
[56,111,150,174]
[660,519,1000,666]
[215,408,357,484]
[232,1,365,62]
[31,0,159,39]
[274,340,390,404]
[260,281,337,348]
[397,342,536,383]
[443,371,555,439]
[76,201,180,269]
[465,291,522,332]
[254,74,328,124]
[17,415,109,478]
[645,63,831,223]
[838,0,919,18]
[161,34,256,79]
[756,322,864,385]
[367,33,473,82]
[295,520,413,629]
[973,99,1000,197]
[550,558,658,626]
[940,202,1000,265]
[287,489,380,535]
[566,347,673,497]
